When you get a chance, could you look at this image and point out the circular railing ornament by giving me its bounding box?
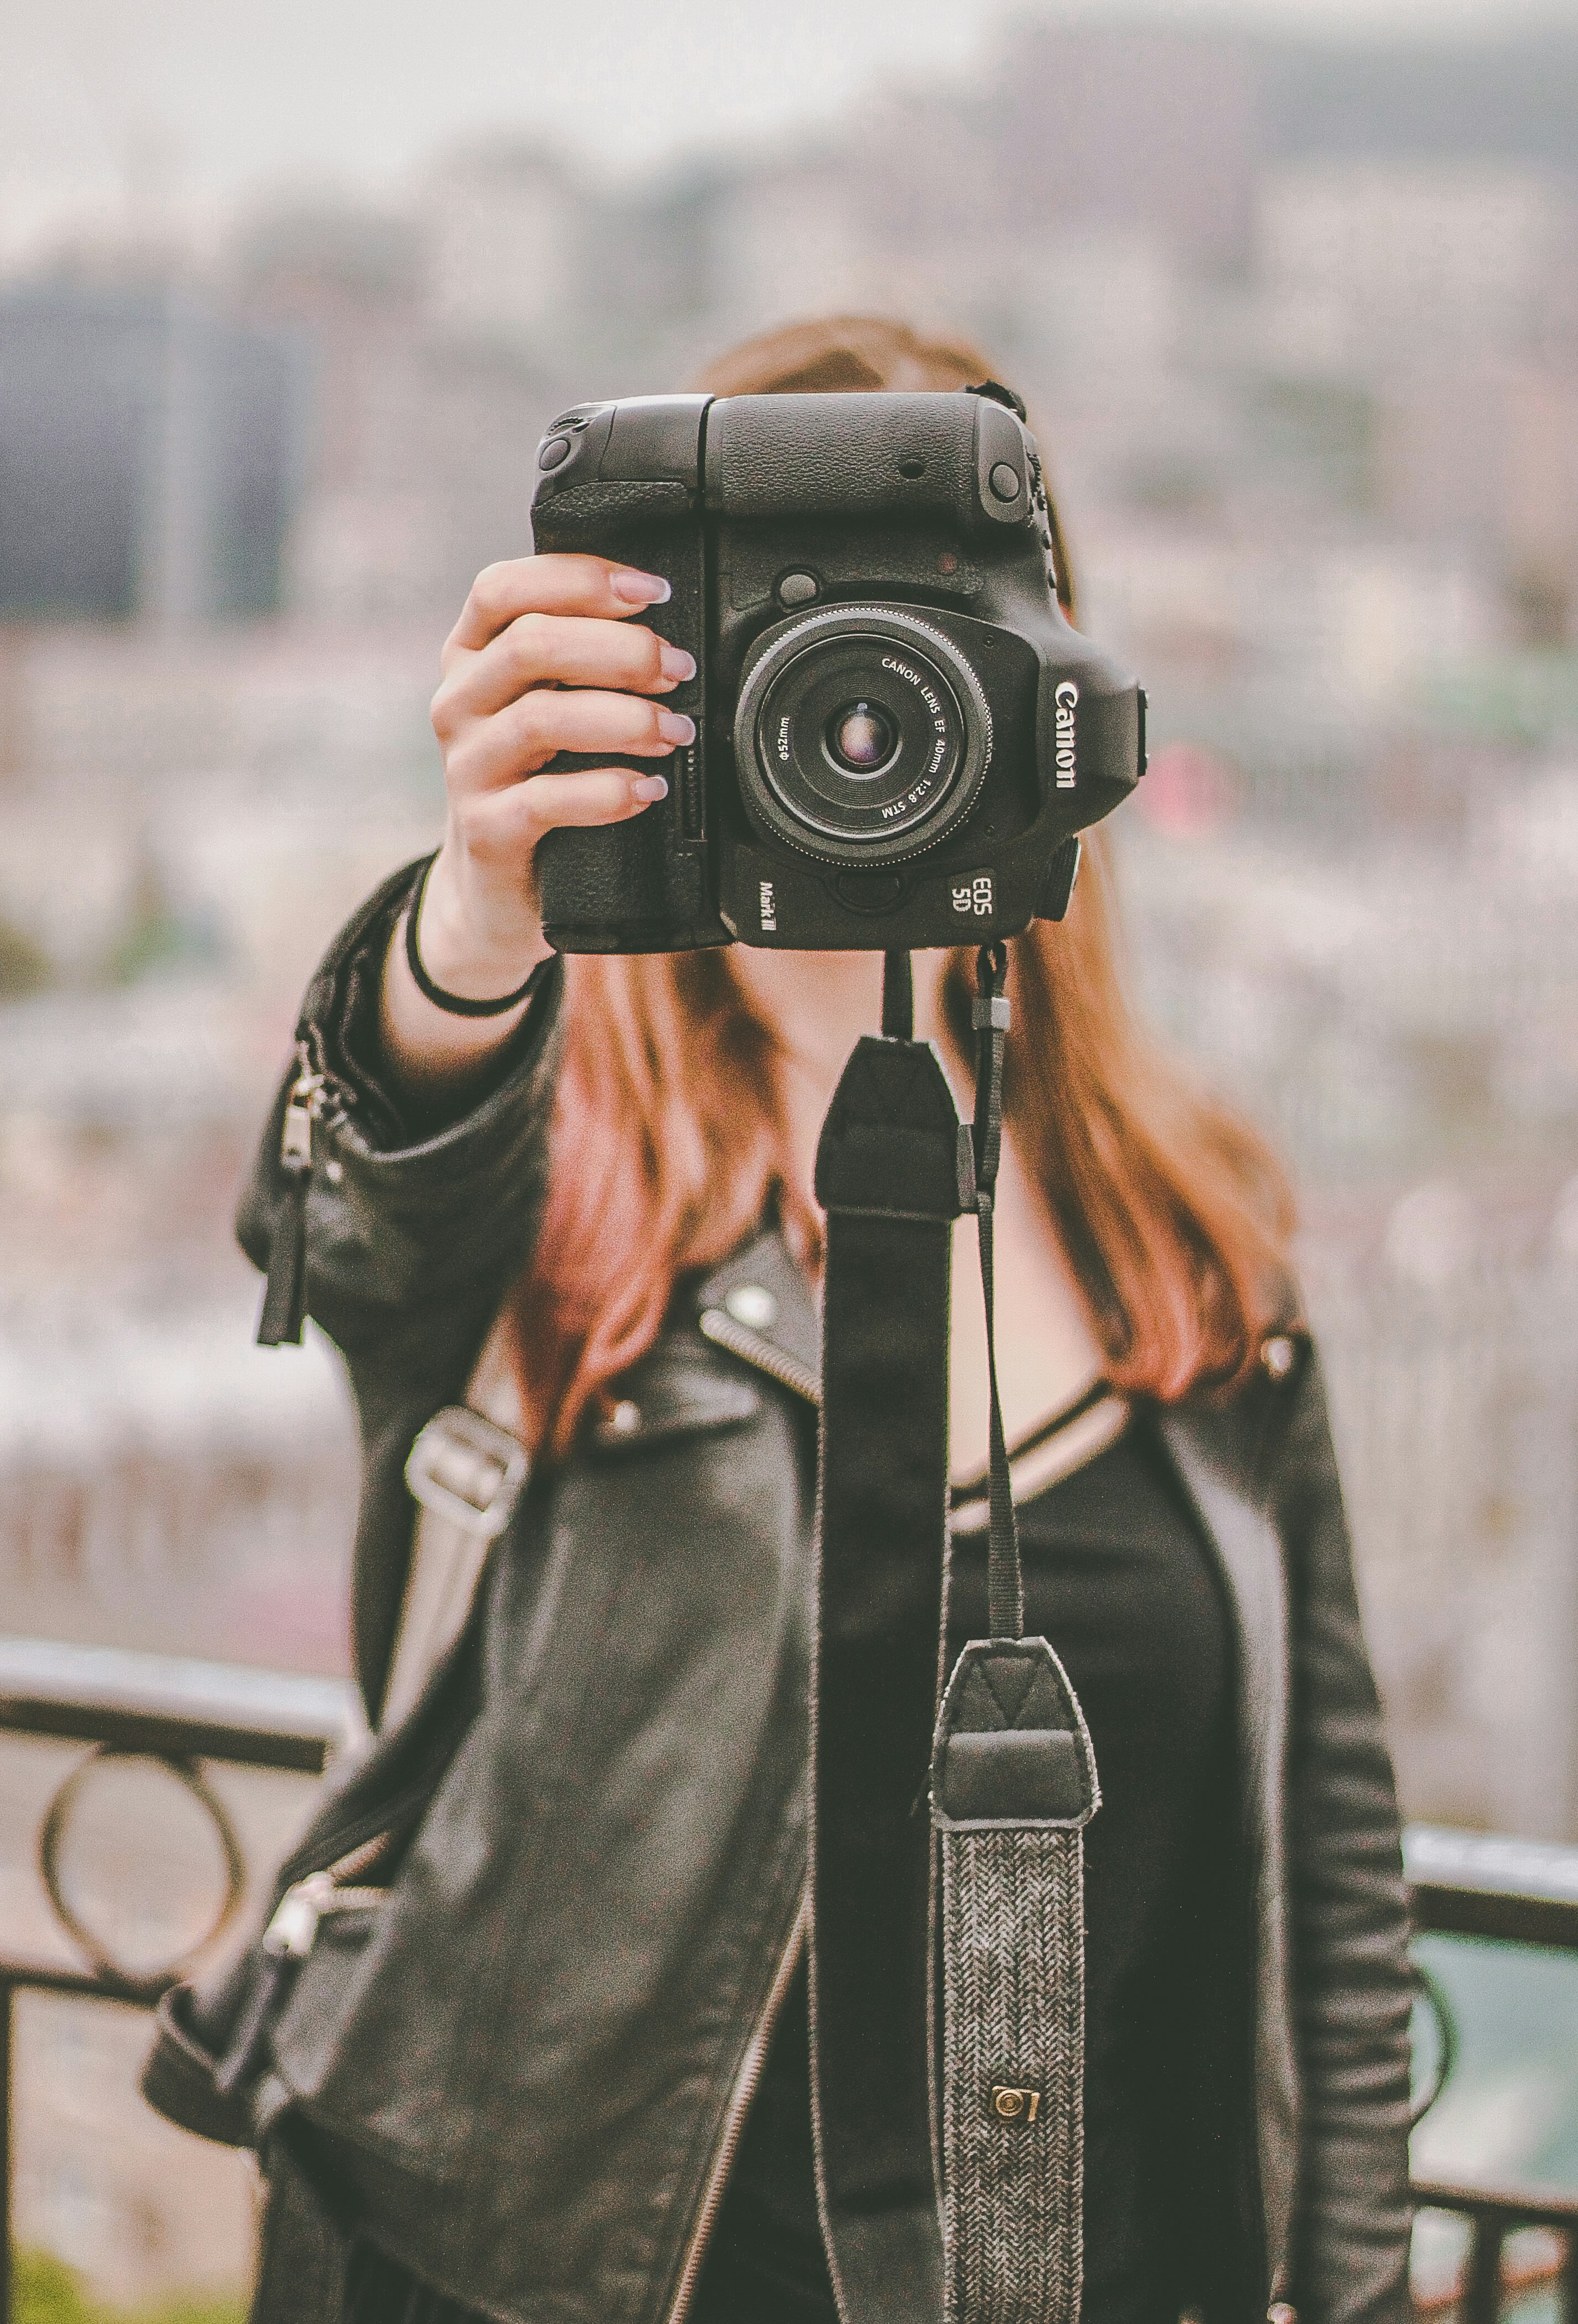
[1409,1959,1459,2127]
[38,1745,249,1999]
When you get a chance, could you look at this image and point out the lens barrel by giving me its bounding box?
[734,607,993,866]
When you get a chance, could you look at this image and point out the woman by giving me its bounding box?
[226,318,1415,2324]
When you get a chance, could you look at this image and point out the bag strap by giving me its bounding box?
[381,1322,526,1732]
[811,948,1100,2324]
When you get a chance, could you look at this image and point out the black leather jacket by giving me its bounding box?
[233,863,1415,2324]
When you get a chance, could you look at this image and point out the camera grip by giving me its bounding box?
[529,479,693,555]
[528,480,704,742]
[537,811,727,955]
[530,479,720,952]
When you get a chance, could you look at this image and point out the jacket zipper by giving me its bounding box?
[258,1037,349,1348]
[663,1895,808,2324]
[697,1309,819,1406]
[263,1828,394,1961]
[280,1042,326,1167]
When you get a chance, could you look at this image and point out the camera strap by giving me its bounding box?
[810,946,1099,2324]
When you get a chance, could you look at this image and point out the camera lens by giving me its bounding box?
[827,703,896,775]
[734,607,993,867]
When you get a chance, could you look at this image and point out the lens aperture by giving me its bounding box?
[827,702,896,775]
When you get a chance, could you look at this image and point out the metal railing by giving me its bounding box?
[1406,1823,1578,2321]
[3,1640,1578,2322]
[0,1634,359,2324]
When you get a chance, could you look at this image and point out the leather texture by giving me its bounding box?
[704,393,1002,531]
[217,862,1415,2324]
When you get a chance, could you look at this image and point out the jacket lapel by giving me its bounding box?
[1159,1411,1297,2301]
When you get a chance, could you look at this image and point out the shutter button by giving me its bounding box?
[777,571,819,608]
[988,462,1022,501]
[538,436,573,470]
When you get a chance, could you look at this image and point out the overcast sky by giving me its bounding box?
[0,0,1561,263]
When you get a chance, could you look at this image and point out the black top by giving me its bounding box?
[690,1409,1243,2324]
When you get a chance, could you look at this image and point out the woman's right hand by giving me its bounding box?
[381,553,694,1090]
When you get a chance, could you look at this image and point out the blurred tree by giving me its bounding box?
[0,911,53,997]
[100,854,224,987]
[16,2250,92,2324]
[14,2251,244,2324]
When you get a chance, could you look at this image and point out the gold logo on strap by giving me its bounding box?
[988,2085,1042,2123]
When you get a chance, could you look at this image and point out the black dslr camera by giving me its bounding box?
[529,388,1145,953]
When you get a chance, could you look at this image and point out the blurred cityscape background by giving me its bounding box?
[3,1,1578,2310]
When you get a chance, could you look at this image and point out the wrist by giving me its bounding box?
[417,849,551,1001]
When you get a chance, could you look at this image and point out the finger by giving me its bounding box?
[447,555,671,656]
[457,766,669,862]
[438,612,694,726]
[448,693,695,796]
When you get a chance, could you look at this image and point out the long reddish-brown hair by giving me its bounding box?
[510,316,1294,1457]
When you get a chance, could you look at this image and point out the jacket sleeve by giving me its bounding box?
[237,857,566,1715]
[1269,1344,1416,2324]
[238,856,565,1349]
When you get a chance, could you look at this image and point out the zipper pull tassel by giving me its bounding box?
[258,1046,322,1349]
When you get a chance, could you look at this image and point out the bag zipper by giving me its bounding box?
[262,1828,393,1962]
[258,1036,350,1348]
[663,1895,807,2324]
[215,1828,394,2094]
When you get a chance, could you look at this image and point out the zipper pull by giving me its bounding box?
[258,1043,327,1349]
[217,1849,387,2099]
[215,1867,331,2097]
[263,1870,337,1960]
[280,1043,325,1174]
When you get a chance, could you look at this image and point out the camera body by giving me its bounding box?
[529,389,1145,953]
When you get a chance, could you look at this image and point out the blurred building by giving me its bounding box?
[424,143,586,351]
[990,25,1264,272]
[1263,25,1578,177]
[1257,162,1577,377]
[0,279,309,624]
[1121,780,1578,1839]
[234,163,586,622]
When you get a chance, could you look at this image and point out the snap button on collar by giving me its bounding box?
[725,1283,778,1331]
[609,1400,642,1435]
[1261,1334,1296,1381]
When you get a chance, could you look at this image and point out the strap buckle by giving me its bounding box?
[405,1406,529,1540]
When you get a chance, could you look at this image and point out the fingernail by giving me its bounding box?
[657,710,696,745]
[611,568,672,606]
[632,774,669,803]
[659,643,697,682]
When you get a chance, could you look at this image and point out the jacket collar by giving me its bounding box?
[693,1230,821,1405]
